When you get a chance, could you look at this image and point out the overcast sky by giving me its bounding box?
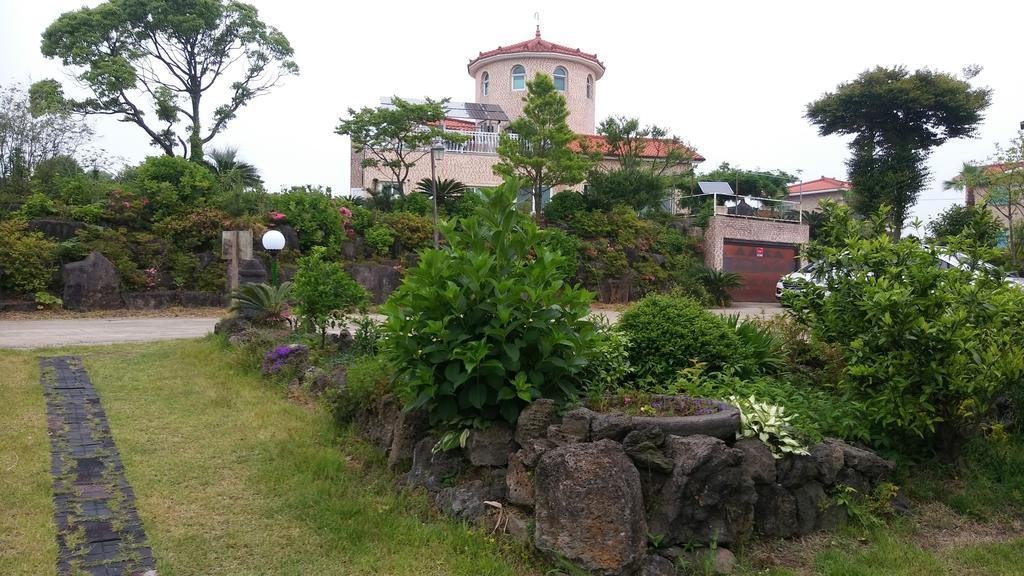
[2,0,1022,226]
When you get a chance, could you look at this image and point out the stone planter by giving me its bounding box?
[622,397,740,441]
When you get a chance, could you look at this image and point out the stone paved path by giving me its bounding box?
[40,356,157,576]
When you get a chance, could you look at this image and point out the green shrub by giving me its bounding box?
[293,247,368,347]
[395,191,432,216]
[724,314,786,377]
[125,155,217,219]
[619,293,746,386]
[382,179,600,429]
[66,203,104,223]
[229,282,294,326]
[448,189,484,218]
[364,223,394,257]
[539,227,581,280]
[543,190,586,224]
[0,220,59,293]
[698,267,743,307]
[381,211,433,252]
[16,192,56,219]
[72,226,148,289]
[271,187,345,254]
[788,203,1024,452]
[578,318,633,399]
[154,207,229,252]
[331,355,394,423]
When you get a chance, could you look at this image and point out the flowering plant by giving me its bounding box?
[269,211,287,221]
[261,343,309,374]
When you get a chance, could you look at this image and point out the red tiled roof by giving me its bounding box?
[788,177,852,195]
[433,118,477,131]
[571,135,705,162]
[468,27,605,76]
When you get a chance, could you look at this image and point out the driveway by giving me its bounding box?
[0,303,783,349]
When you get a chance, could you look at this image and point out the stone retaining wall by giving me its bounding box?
[357,397,894,576]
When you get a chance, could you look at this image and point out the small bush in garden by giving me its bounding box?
[229,282,294,326]
[729,395,810,458]
[578,318,633,400]
[380,211,433,252]
[698,266,743,307]
[270,186,345,254]
[382,179,600,429]
[16,192,56,219]
[618,292,746,386]
[789,202,1024,453]
[542,190,586,224]
[724,314,786,377]
[364,223,394,257]
[261,343,309,375]
[395,191,432,216]
[0,219,59,293]
[350,314,382,356]
[34,291,62,310]
[330,355,394,423]
[539,227,582,280]
[293,247,368,348]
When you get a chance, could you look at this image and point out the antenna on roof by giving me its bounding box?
[534,12,541,37]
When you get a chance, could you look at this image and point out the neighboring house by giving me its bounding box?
[349,27,704,200]
[962,163,1024,233]
[786,176,851,212]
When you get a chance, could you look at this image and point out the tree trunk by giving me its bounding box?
[189,91,203,163]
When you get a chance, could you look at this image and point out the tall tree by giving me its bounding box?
[698,162,796,199]
[336,97,463,198]
[495,73,595,214]
[943,162,988,206]
[806,66,991,235]
[0,83,94,192]
[583,116,696,212]
[34,0,298,162]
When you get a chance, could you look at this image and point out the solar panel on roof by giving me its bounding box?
[379,97,509,123]
[698,182,735,195]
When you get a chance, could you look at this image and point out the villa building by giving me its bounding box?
[786,177,851,212]
[349,28,704,201]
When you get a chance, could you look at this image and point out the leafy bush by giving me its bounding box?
[0,219,59,293]
[154,207,229,252]
[543,190,586,224]
[699,267,743,307]
[448,189,484,218]
[125,155,217,219]
[578,318,633,399]
[16,192,56,219]
[364,223,394,257]
[395,191,432,216]
[618,293,746,386]
[788,203,1024,453]
[724,314,786,377]
[71,226,149,289]
[729,395,810,458]
[539,227,581,280]
[331,355,394,423]
[271,186,345,254]
[382,179,601,429]
[34,291,62,310]
[293,247,368,347]
[229,282,294,326]
[381,211,433,252]
[350,314,383,356]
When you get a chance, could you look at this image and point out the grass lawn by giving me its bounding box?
[2,337,1021,575]
[0,338,538,576]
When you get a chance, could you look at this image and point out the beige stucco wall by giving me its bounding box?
[471,55,601,135]
[704,216,809,270]
[790,190,847,212]
[351,149,504,191]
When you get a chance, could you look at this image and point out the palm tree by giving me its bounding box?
[206,147,263,190]
[943,162,987,207]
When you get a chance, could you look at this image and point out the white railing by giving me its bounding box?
[439,130,518,154]
[679,192,804,223]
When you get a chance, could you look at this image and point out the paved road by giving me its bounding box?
[0,303,782,349]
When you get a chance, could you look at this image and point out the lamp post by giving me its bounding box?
[261,229,285,286]
[430,140,445,248]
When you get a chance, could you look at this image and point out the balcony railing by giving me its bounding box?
[679,192,804,223]
[439,130,517,155]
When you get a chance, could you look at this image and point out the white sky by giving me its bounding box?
[2,0,1022,226]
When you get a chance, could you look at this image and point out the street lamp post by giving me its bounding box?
[261,229,286,286]
[430,140,445,248]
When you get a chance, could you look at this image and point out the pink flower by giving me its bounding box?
[122,201,130,208]
[269,212,286,221]
[142,198,150,206]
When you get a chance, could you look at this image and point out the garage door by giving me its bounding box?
[722,240,799,302]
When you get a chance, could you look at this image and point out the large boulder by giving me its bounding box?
[465,423,515,467]
[61,252,122,311]
[404,437,465,493]
[346,261,402,304]
[646,435,755,546]
[28,219,85,241]
[387,408,430,471]
[622,426,674,474]
[505,450,535,507]
[735,438,776,484]
[515,399,558,447]
[534,440,647,575]
[237,258,268,286]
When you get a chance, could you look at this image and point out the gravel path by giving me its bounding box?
[0,304,782,349]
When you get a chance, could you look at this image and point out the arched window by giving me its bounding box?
[481,71,489,96]
[553,66,567,91]
[586,74,593,99]
[511,65,526,90]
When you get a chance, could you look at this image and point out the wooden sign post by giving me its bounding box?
[221,230,253,291]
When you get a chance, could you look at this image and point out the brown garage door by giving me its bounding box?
[722,240,799,302]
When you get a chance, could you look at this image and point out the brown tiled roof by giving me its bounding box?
[468,27,605,75]
[571,134,705,162]
[788,177,852,195]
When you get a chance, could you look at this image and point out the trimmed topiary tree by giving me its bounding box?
[293,246,368,348]
[382,178,600,430]
[618,293,746,386]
